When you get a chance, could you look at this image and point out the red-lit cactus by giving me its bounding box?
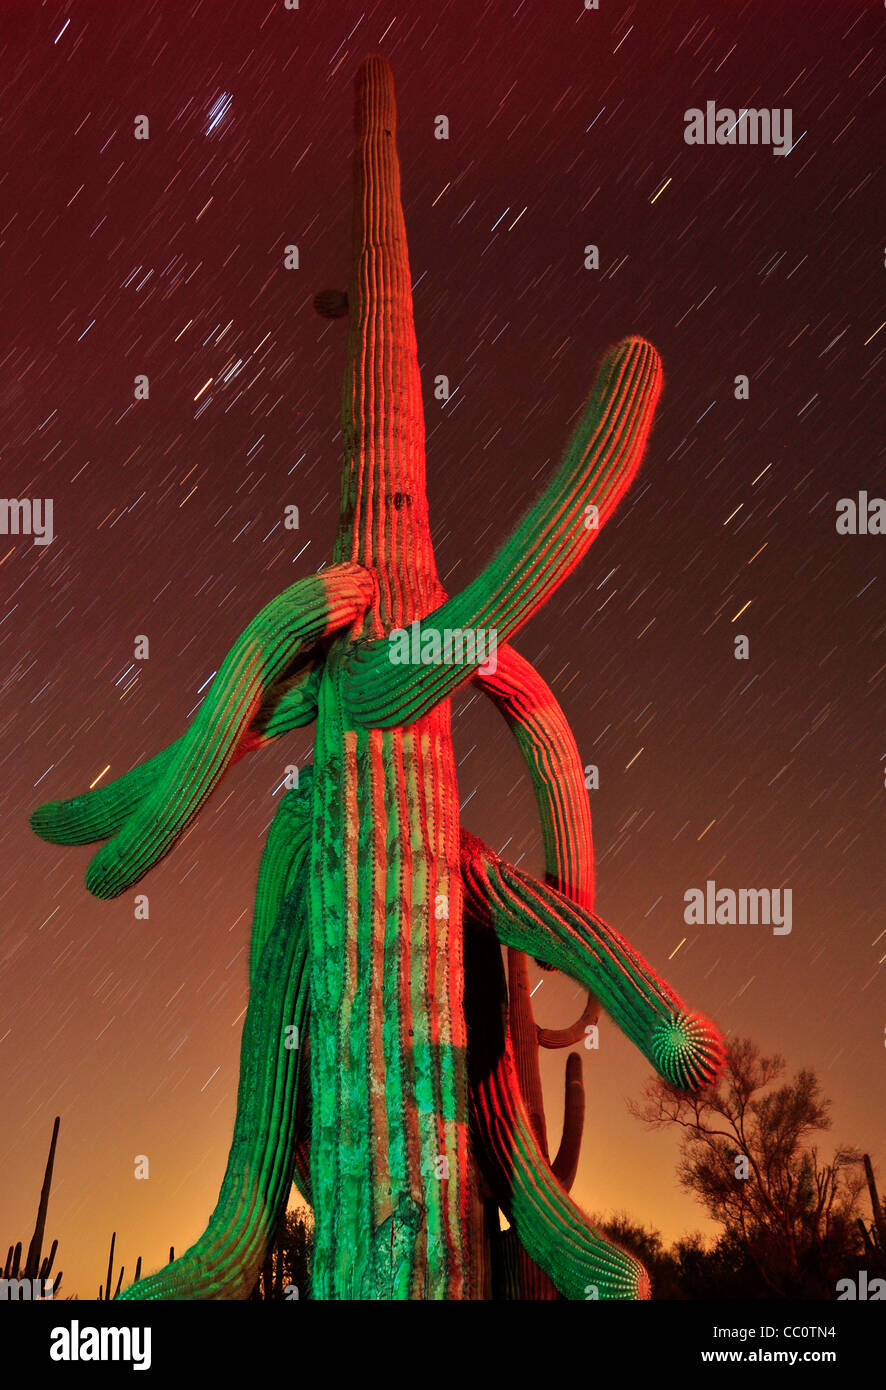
[30,54,723,1300]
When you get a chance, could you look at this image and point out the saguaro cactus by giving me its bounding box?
[857,1154,886,1273]
[98,1231,143,1301]
[4,1115,63,1298]
[29,54,724,1300]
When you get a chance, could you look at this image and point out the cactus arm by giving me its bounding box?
[119,777,313,1300]
[42,564,372,899]
[255,659,323,741]
[29,661,322,847]
[478,643,598,1260]
[103,1232,116,1303]
[39,1238,58,1284]
[538,993,597,1049]
[344,337,663,727]
[265,776,313,1212]
[249,775,313,1200]
[550,1052,585,1191]
[476,642,595,911]
[464,912,649,1300]
[119,871,311,1299]
[474,1043,644,1300]
[505,947,550,1159]
[248,768,314,984]
[461,829,725,1093]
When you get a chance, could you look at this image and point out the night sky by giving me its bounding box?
[2,0,883,1298]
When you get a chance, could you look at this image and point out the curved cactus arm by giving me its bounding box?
[119,870,311,1299]
[474,1045,646,1300]
[477,643,598,1208]
[460,829,725,1093]
[538,992,598,1050]
[29,661,322,848]
[344,336,663,727]
[252,777,314,1211]
[247,769,314,1205]
[550,1052,585,1192]
[46,564,372,900]
[477,637,599,1048]
[476,642,595,910]
[255,659,324,741]
[464,911,649,1300]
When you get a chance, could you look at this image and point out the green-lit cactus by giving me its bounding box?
[30,55,723,1300]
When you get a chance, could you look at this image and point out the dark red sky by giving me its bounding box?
[1,0,883,1297]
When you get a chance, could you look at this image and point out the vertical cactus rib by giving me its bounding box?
[62,565,370,899]
[464,914,649,1300]
[119,870,311,1299]
[29,661,322,847]
[461,830,725,1092]
[344,337,663,726]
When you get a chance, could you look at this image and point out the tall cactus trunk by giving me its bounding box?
[332,54,443,628]
[308,55,473,1300]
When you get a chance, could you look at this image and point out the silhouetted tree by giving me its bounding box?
[629,1037,866,1298]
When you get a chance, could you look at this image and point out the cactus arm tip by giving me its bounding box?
[461,829,725,1092]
